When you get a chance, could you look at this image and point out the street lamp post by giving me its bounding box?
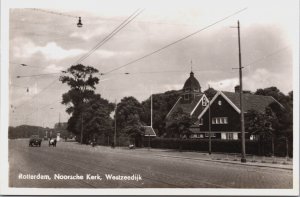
[80,114,83,144]
[114,99,117,148]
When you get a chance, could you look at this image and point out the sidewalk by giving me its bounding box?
[117,146,293,170]
[60,141,293,171]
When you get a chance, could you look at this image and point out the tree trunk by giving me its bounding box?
[286,137,289,158]
[272,135,275,157]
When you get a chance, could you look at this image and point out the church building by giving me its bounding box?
[166,71,284,140]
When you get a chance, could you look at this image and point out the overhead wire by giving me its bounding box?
[103,7,248,75]
[16,72,61,78]
[13,9,144,111]
[75,8,144,64]
[24,98,63,122]
[15,44,290,121]
[30,8,79,18]
[244,45,290,67]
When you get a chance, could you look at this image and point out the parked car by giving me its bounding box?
[29,135,42,147]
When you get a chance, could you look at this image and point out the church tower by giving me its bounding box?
[181,71,202,104]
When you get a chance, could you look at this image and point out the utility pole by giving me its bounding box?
[59,112,61,127]
[208,99,212,155]
[236,21,246,163]
[114,99,117,148]
[148,92,153,150]
[231,21,246,162]
[80,114,83,144]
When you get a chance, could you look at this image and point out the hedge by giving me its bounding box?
[143,138,292,156]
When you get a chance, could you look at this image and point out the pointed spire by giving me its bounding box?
[190,60,194,76]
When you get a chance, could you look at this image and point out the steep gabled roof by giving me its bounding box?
[166,94,206,119]
[222,91,283,113]
[198,91,283,119]
[143,126,156,136]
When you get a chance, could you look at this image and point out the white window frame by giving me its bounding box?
[212,117,229,124]
[212,118,216,124]
[202,99,208,106]
[226,133,234,140]
[224,117,228,124]
[219,118,223,124]
[199,118,203,125]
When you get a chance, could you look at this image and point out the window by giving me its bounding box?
[194,88,199,92]
[205,132,216,137]
[224,117,228,124]
[202,99,208,106]
[212,118,216,124]
[250,135,258,141]
[185,88,189,92]
[199,118,203,125]
[184,94,189,100]
[219,118,223,124]
[212,117,229,124]
[218,100,222,105]
[226,133,233,140]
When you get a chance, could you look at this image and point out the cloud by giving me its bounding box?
[162,84,183,91]
[207,68,291,94]
[14,40,86,60]
[208,78,239,92]
[44,64,64,73]
[70,26,108,40]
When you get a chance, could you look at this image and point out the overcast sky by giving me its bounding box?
[7,0,298,127]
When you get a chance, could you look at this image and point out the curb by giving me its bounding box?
[116,147,293,171]
[151,153,293,171]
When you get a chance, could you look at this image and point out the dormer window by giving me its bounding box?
[185,88,189,92]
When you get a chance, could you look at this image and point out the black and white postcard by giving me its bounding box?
[1,0,299,195]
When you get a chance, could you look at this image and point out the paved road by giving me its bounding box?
[9,139,293,188]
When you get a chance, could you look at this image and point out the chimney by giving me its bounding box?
[235,85,240,93]
[235,85,251,94]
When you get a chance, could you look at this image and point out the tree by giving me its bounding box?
[245,107,277,156]
[166,107,196,139]
[166,107,196,151]
[60,64,99,114]
[80,94,115,144]
[255,87,293,156]
[204,87,217,100]
[116,97,145,140]
[59,64,99,143]
[140,90,181,136]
